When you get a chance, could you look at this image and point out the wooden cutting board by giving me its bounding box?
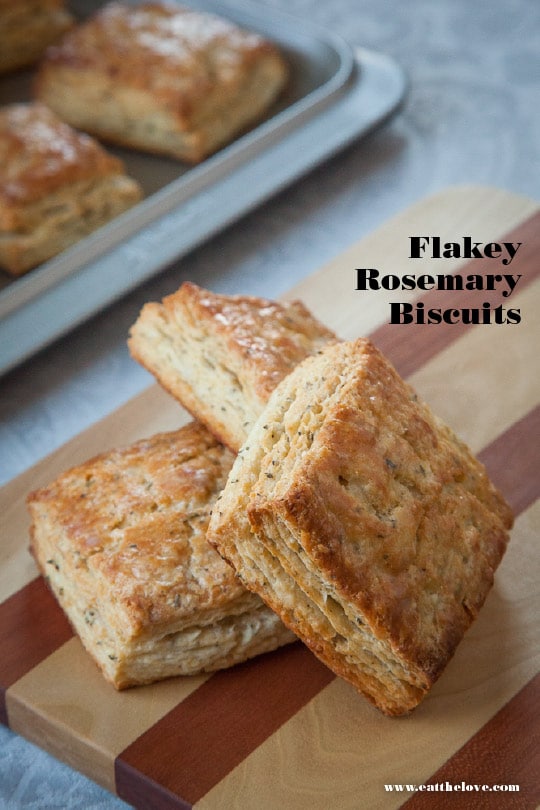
[1,186,539,809]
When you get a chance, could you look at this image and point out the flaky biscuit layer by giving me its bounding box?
[0,103,142,275]
[28,422,293,689]
[208,339,513,715]
[36,1,288,162]
[128,282,337,452]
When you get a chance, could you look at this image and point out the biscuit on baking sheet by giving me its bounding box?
[0,0,73,75]
[128,282,337,452]
[35,1,288,163]
[28,422,294,689]
[0,103,143,276]
[207,338,514,715]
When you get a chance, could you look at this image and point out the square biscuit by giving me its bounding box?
[35,1,288,163]
[207,339,514,715]
[128,282,337,452]
[0,0,73,75]
[28,422,294,689]
[0,102,142,276]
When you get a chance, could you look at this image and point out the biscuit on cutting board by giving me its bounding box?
[207,338,514,715]
[0,103,142,276]
[35,1,288,163]
[0,0,73,75]
[28,422,294,689]
[128,282,338,452]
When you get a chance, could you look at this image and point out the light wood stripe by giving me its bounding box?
[0,578,72,725]
[285,186,539,341]
[115,402,540,807]
[112,209,540,804]
[6,637,209,794]
[1,195,537,604]
[0,385,188,605]
[115,643,334,808]
[369,209,540,379]
[403,673,540,809]
[408,277,540,453]
[195,501,540,810]
[0,188,537,807]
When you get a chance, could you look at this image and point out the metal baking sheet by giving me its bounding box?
[0,1,407,376]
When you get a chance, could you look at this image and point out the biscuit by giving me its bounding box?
[207,339,514,715]
[0,103,143,276]
[0,0,73,75]
[35,1,288,163]
[128,282,337,452]
[28,422,294,689]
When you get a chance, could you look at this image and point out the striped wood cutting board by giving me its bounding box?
[1,186,539,809]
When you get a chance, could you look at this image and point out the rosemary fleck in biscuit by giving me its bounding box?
[128,282,337,452]
[208,338,513,715]
[0,103,142,276]
[36,1,288,163]
[28,422,294,689]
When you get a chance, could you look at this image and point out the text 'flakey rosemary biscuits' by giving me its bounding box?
[35,1,288,163]
[0,102,142,276]
[128,282,337,452]
[28,422,294,689]
[207,339,514,715]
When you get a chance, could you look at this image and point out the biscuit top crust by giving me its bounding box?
[40,2,283,117]
[28,422,246,639]
[215,339,513,679]
[0,0,67,8]
[165,282,338,403]
[0,103,124,211]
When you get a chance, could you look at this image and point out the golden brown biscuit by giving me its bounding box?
[28,422,294,689]
[0,0,73,75]
[208,339,514,715]
[128,282,337,452]
[35,1,288,163]
[0,102,143,276]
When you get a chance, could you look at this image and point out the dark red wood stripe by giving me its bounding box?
[403,673,540,809]
[370,210,540,378]
[478,405,540,516]
[397,410,540,809]
[0,577,73,725]
[114,399,540,807]
[113,214,540,807]
[1,211,536,802]
[115,642,333,809]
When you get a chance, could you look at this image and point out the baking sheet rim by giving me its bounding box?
[0,0,356,320]
[0,48,408,375]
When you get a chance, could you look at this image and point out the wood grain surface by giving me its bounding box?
[404,673,540,809]
[1,186,539,809]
